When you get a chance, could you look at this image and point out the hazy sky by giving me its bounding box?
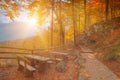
[0,14,11,23]
[0,12,37,42]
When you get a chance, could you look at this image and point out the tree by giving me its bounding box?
[110,0,115,18]
[0,0,21,20]
[105,0,109,20]
[72,0,77,46]
[51,0,54,47]
[1,0,120,48]
[84,0,87,29]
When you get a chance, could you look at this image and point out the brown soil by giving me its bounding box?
[0,59,78,80]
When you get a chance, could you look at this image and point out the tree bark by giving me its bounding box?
[59,0,64,47]
[84,0,87,29]
[105,0,109,21]
[51,0,54,47]
[72,0,77,46]
[110,0,115,19]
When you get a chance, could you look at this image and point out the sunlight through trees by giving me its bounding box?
[0,0,120,48]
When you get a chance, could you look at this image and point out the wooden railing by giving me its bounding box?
[0,46,32,51]
[0,46,32,59]
[0,46,63,59]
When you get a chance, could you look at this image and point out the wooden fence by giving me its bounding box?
[0,46,62,59]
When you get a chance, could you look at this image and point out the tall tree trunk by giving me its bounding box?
[87,2,91,27]
[100,0,104,21]
[84,0,87,29]
[59,0,64,47]
[72,0,77,46]
[110,0,115,19]
[105,0,109,21]
[79,14,80,32]
[79,0,81,33]
[51,0,54,47]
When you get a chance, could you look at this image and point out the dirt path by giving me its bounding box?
[79,47,120,80]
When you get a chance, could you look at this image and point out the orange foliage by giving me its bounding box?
[110,28,120,42]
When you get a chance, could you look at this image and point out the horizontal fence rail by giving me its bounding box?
[0,46,63,59]
[0,46,62,51]
[0,52,31,54]
[0,46,33,59]
[0,46,32,51]
[0,57,16,59]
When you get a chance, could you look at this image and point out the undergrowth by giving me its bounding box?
[79,17,120,61]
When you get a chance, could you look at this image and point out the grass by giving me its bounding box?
[104,51,117,60]
[103,44,120,60]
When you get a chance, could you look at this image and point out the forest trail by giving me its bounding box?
[79,47,120,80]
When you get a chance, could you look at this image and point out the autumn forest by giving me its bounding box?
[0,0,120,80]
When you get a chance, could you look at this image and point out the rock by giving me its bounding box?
[55,61,67,72]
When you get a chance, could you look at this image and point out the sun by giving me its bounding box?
[29,17,38,26]
[27,15,39,33]
[15,11,38,26]
[15,11,51,32]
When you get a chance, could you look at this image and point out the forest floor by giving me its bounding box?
[0,49,79,80]
[0,63,78,80]
[0,47,120,80]
[0,61,78,80]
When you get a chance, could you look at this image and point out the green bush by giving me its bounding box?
[104,52,117,60]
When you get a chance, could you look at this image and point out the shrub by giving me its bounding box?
[104,52,117,60]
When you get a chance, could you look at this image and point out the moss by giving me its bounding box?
[104,52,117,60]
[104,45,120,60]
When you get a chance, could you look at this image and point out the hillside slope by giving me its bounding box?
[78,17,120,60]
